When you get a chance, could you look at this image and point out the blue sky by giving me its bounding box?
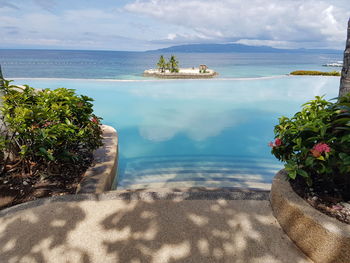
[0,0,349,51]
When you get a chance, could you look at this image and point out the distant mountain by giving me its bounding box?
[147,43,341,54]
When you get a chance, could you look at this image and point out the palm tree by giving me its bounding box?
[169,55,179,73]
[156,55,166,73]
[165,62,171,72]
[339,18,350,97]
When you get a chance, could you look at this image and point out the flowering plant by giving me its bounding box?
[0,80,103,174]
[270,95,350,188]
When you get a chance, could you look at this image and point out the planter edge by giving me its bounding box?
[270,170,350,263]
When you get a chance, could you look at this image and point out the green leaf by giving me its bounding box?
[297,169,308,178]
[39,147,47,154]
[333,118,350,125]
[47,153,55,161]
[287,169,297,180]
[306,177,313,187]
[317,155,325,161]
[305,156,314,166]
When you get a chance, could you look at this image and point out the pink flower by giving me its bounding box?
[313,143,331,153]
[269,138,282,148]
[91,117,98,124]
[310,143,331,157]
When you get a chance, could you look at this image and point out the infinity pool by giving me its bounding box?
[13,76,340,190]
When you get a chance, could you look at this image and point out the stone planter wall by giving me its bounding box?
[76,125,118,194]
[270,170,350,263]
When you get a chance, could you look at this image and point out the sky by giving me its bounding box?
[0,0,349,51]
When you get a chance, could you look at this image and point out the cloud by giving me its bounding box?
[1,0,349,50]
[0,6,153,50]
[33,0,56,12]
[0,0,19,10]
[125,0,350,49]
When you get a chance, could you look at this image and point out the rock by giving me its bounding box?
[341,202,350,210]
[332,205,343,211]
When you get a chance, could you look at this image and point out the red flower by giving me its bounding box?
[91,117,98,124]
[269,138,282,148]
[275,138,282,146]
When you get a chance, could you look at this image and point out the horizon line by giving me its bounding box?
[0,43,343,53]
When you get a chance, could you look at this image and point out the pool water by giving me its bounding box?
[13,76,340,190]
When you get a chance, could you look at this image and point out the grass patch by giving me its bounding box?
[290,70,340,76]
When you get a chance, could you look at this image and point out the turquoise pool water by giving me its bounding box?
[13,76,340,190]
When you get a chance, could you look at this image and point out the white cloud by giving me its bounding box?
[167,33,176,40]
[0,0,349,50]
[125,0,350,49]
[0,7,153,50]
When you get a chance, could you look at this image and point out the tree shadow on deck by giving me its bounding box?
[0,190,318,263]
[100,196,309,263]
[0,202,91,263]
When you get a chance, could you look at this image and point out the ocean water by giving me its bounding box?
[1,49,343,190]
[0,49,343,79]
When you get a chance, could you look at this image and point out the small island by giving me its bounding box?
[290,70,340,76]
[144,55,218,79]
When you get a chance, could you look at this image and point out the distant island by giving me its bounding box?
[144,55,217,79]
[147,43,342,54]
[290,70,340,76]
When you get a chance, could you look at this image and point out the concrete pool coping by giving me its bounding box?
[76,125,118,194]
[0,188,270,217]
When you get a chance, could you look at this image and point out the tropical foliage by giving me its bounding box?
[169,55,179,73]
[270,95,350,190]
[290,70,340,76]
[0,80,103,175]
[156,55,166,73]
[156,55,179,73]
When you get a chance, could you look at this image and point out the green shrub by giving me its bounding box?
[0,80,103,174]
[290,70,340,76]
[270,95,350,189]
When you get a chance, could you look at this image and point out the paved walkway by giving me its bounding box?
[0,190,311,263]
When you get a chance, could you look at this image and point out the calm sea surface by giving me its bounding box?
[0,49,342,79]
[1,49,342,189]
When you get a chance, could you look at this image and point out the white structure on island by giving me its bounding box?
[144,65,217,79]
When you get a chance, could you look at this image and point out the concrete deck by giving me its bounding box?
[0,190,311,263]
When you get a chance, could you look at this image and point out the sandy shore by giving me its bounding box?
[144,68,218,79]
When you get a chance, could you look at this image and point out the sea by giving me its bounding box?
[0,49,343,190]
